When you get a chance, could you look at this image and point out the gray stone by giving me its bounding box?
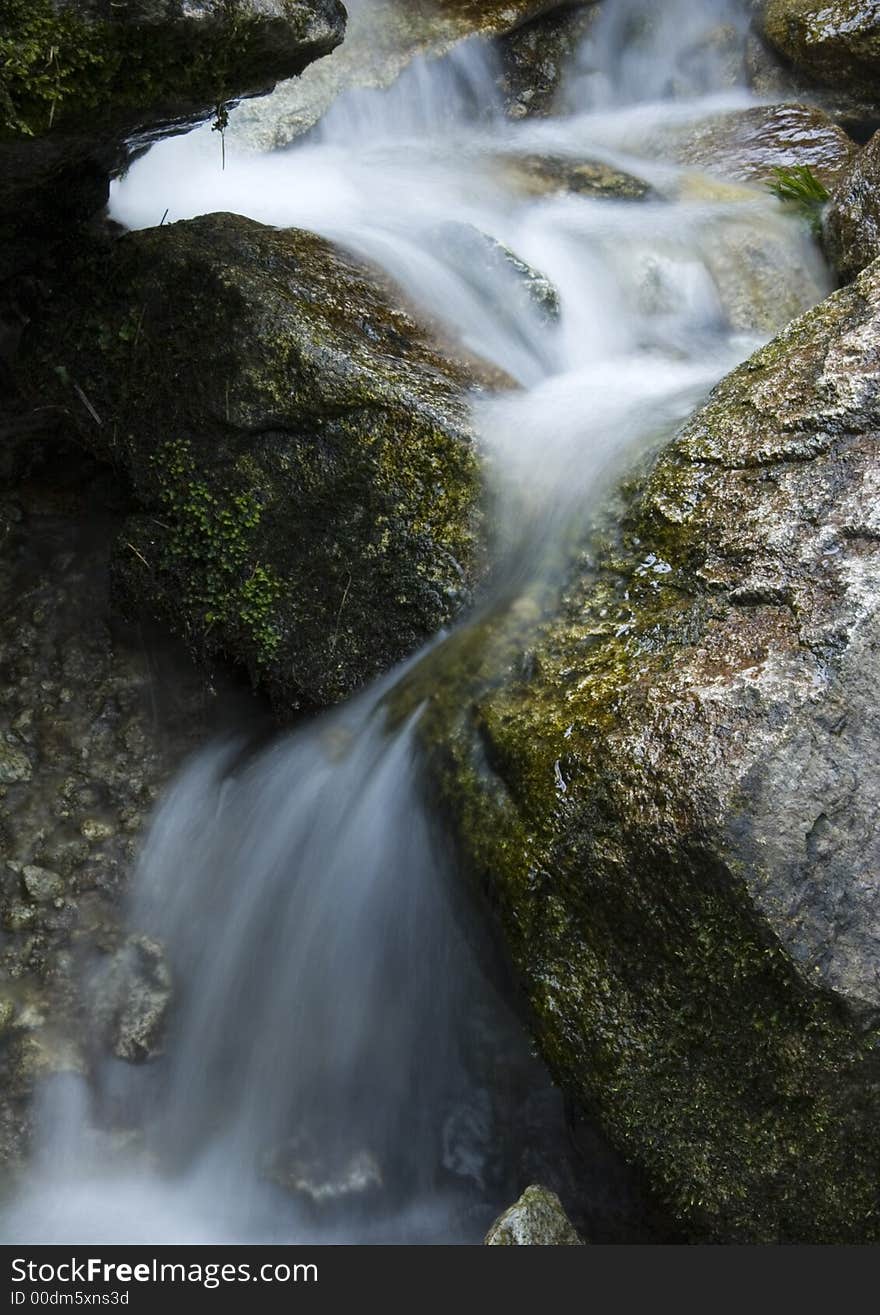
[21,866,64,904]
[496,3,600,120]
[760,0,880,101]
[228,0,580,151]
[672,102,857,190]
[485,1186,583,1245]
[92,934,172,1063]
[0,741,32,784]
[825,130,880,282]
[401,256,880,1242]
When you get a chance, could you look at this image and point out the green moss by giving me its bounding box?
[151,439,283,665]
[0,0,293,138]
[384,370,880,1240]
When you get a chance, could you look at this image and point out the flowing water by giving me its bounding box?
[1,0,831,1243]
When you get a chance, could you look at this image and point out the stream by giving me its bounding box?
[1,0,831,1244]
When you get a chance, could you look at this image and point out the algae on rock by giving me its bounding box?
[19,213,501,712]
[761,0,880,101]
[0,0,346,276]
[391,257,880,1243]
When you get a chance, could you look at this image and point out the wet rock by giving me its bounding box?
[761,1,880,102]
[672,103,857,189]
[496,4,600,119]
[20,865,64,905]
[485,1186,583,1245]
[399,257,880,1242]
[0,740,32,784]
[229,0,579,151]
[0,460,229,1173]
[496,153,655,201]
[0,0,346,277]
[265,1132,383,1208]
[699,207,830,334]
[432,223,561,323]
[19,213,500,711]
[92,934,172,1063]
[824,131,880,281]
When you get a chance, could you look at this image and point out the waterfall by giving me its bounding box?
[1,0,830,1244]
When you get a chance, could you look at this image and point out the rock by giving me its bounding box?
[20,865,64,905]
[431,223,561,323]
[397,257,880,1242]
[699,207,831,334]
[496,153,655,201]
[92,934,172,1063]
[485,1186,583,1245]
[264,1132,383,1208]
[0,453,223,1174]
[228,0,579,151]
[761,0,880,101]
[0,0,346,277]
[496,3,600,119]
[825,131,880,281]
[19,213,499,711]
[672,103,857,190]
[0,740,32,784]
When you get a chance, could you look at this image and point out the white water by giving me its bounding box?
[2,0,831,1244]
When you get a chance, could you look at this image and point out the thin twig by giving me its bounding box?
[330,573,353,653]
[125,541,151,571]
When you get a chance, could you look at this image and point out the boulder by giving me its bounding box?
[18,213,500,711]
[495,3,600,120]
[0,0,346,275]
[228,0,582,151]
[495,153,655,201]
[672,102,857,190]
[395,257,880,1242]
[825,130,880,281]
[485,1185,583,1245]
[91,934,172,1063]
[761,0,880,101]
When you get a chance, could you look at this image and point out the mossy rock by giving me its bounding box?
[494,152,655,201]
[18,213,502,711]
[761,0,880,101]
[0,0,346,275]
[0,0,346,139]
[228,0,587,151]
[390,257,880,1242]
[485,1185,584,1245]
[825,130,880,282]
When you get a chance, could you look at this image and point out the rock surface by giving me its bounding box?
[496,152,655,201]
[19,214,500,712]
[761,0,880,101]
[485,1185,583,1245]
[90,934,172,1063]
[395,256,880,1242]
[228,0,578,151]
[825,130,880,281]
[0,457,229,1174]
[672,102,857,189]
[0,0,346,276]
[496,3,599,119]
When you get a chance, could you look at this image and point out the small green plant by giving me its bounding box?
[766,165,830,234]
[152,440,283,664]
